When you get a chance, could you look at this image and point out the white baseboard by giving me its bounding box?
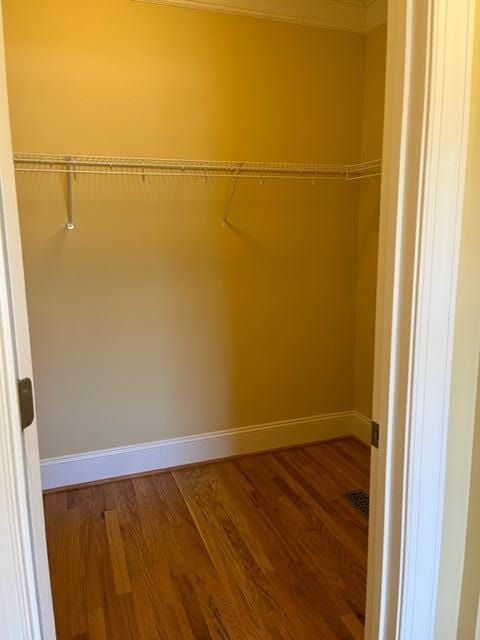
[40,411,358,490]
[352,411,371,445]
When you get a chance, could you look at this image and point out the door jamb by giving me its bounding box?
[0,2,55,637]
[366,0,477,637]
[0,153,43,639]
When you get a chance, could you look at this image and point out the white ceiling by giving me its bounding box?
[134,0,387,33]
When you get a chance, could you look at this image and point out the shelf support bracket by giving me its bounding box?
[65,156,76,230]
[222,163,243,227]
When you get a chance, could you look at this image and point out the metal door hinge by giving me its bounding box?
[18,378,34,431]
[371,421,380,448]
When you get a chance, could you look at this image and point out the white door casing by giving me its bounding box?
[0,3,56,638]
[365,0,476,638]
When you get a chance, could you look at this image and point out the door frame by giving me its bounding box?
[0,0,476,638]
[0,195,43,637]
[365,0,476,638]
[0,3,55,638]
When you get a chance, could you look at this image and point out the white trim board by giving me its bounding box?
[133,0,387,34]
[40,411,369,490]
[364,0,477,637]
[0,4,55,637]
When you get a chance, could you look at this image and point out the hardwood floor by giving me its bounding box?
[43,437,370,640]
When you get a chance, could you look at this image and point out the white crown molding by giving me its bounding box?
[40,410,357,489]
[133,0,387,34]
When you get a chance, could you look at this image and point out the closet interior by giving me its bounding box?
[4,0,387,637]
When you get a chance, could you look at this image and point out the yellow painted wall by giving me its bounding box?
[354,23,387,431]
[4,0,365,163]
[436,2,480,637]
[3,0,370,458]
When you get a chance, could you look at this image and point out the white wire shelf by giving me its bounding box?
[13,153,382,229]
[346,159,383,181]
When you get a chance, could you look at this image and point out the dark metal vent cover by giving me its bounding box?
[346,490,369,516]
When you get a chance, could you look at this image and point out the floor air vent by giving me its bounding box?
[345,490,369,516]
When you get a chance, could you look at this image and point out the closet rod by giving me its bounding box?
[13,154,382,230]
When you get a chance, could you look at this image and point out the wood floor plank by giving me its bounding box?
[43,492,72,638]
[341,612,366,640]
[87,608,107,640]
[172,573,213,640]
[309,444,370,493]
[67,505,88,636]
[44,437,370,639]
[104,510,132,595]
[335,439,370,475]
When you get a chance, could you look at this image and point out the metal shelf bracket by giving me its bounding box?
[65,156,76,230]
[222,163,243,228]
